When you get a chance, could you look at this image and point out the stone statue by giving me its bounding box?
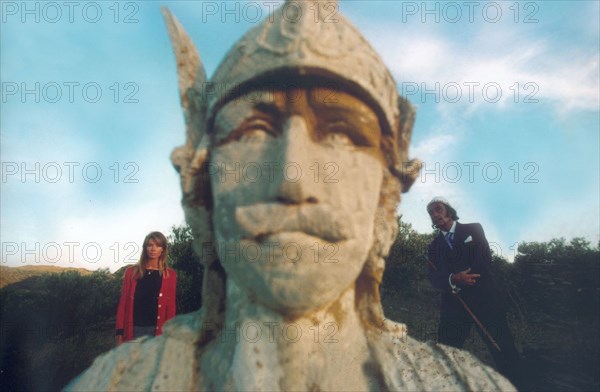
[65,1,515,390]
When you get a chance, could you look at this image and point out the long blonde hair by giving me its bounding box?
[135,231,170,279]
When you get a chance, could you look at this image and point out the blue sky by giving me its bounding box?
[1,0,598,271]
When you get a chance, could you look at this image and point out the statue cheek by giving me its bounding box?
[324,150,383,223]
[209,143,273,204]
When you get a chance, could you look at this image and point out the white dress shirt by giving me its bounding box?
[441,221,460,292]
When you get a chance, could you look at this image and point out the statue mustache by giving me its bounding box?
[235,203,354,243]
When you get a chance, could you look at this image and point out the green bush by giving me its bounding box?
[1,223,598,391]
[0,269,120,391]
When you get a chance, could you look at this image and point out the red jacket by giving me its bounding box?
[116,266,177,341]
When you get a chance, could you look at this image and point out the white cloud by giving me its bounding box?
[2,176,185,272]
[370,13,599,255]
[1,113,186,271]
[399,131,464,234]
[52,196,185,272]
[364,22,599,112]
[411,133,456,160]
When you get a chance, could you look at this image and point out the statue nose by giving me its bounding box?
[280,116,312,163]
[275,116,318,204]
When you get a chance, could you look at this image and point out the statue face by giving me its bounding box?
[210,87,384,315]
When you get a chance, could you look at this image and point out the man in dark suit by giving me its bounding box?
[426,196,525,389]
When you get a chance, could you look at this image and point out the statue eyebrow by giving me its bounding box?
[213,98,283,143]
[215,95,281,125]
[316,104,379,127]
[254,101,283,119]
[309,95,378,120]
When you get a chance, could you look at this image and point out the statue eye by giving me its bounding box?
[239,129,268,143]
[237,118,276,143]
[324,131,353,146]
[324,121,363,147]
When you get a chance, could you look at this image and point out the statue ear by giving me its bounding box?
[162,8,210,197]
[394,96,422,192]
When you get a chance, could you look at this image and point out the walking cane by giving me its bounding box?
[424,254,502,352]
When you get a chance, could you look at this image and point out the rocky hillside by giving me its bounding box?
[0,265,92,288]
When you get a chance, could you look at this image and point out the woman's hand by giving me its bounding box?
[116,335,123,346]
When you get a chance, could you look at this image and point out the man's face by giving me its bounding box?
[428,202,453,231]
[209,86,384,315]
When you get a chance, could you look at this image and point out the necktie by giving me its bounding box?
[445,232,454,249]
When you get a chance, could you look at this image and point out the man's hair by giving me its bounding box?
[446,205,459,221]
[430,204,460,230]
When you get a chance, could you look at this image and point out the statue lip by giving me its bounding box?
[235,203,354,243]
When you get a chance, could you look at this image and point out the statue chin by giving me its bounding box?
[216,233,370,316]
[228,270,355,317]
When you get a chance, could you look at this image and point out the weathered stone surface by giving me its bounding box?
[67,306,514,391]
[65,1,515,390]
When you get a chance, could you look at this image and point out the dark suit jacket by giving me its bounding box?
[427,222,497,316]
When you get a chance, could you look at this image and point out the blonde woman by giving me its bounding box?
[115,231,177,344]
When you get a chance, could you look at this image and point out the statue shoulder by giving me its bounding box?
[370,323,515,391]
[64,313,203,391]
[420,341,515,391]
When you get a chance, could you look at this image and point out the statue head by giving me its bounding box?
[61,6,515,391]
[163,0,421,339]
